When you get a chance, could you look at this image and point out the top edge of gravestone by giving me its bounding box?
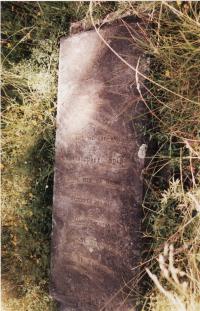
[62,14,142,40]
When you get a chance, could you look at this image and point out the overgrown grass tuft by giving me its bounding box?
[122,2,200,310]
[1,2,118,310]
[2,39,58,310]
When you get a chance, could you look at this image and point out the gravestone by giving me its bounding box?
[51,18,147,311]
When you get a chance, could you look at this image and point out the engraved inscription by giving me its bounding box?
[63,176,134,192]
[69,192,111,207]
[69,195,111,208]
[74,133,135,144]
[64,154,132,168]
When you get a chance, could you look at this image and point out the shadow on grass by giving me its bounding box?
[2,128,57,309]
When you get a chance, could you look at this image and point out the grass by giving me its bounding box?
[2,38,58,311]
[125,2,200,310]
[1,2,117,310]
[2,3,80,310]
[1,1,200,311]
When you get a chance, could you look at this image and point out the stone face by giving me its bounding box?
[51,18,147,311]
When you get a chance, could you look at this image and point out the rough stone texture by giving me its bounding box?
[51,18,147,311]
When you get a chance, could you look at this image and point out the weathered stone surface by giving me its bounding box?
[51,18,147,311]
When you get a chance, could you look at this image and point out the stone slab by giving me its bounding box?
[51,18,147,311]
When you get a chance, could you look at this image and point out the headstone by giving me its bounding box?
[51,18,147,311]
